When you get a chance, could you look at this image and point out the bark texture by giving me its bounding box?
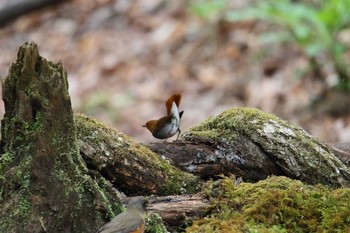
[148,108,350,187]
[328,142,350,167]
[0,42,122,233]
[75,113,202,196]
[147,194,211,230]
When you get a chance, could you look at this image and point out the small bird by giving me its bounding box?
[143,94,184,141]
[97,196,148,233]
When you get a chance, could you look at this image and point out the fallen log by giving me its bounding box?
[146,108,350,188]
[147,194,211,228]
[76,113,202,196]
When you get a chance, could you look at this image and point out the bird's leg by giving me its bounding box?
[176,129,181,140]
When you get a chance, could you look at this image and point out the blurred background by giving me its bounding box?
[0,0,350,143]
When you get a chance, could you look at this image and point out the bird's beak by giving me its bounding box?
[142,125,146,127]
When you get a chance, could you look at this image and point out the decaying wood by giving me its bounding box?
[0,41,122,233]
[147,138,283,180]
[328,142,350,167]
[75,113,202,196]
[149,140,350,180]
[147,194,211,228]
[145,108,350,188]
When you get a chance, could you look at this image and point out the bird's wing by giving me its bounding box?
[179,110,184,119]
[97,210,144,233]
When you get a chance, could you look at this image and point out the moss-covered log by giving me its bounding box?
[0,42,122,233]
[75,113,202,196]
[148,108,350,187]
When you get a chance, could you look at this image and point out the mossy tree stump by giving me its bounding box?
[0,42,121,233]
[0,42,202,233]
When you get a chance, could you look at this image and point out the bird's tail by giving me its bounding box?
[165,94,182,115]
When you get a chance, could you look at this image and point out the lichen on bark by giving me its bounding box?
[0,42,121,233]
[75,113,202,196]
[186,107,350,187]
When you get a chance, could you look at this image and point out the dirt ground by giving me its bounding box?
[0,0,349,143]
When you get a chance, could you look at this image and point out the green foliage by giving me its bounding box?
[186,176,350,232]
[189,0,229,20]
[226,0,350,89]
[189,0,350,89]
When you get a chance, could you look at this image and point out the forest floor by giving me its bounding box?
[0,0,349,143]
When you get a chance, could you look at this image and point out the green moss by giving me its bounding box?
[0,109,120,232]
[188,107,327,153]
[162,167,201,195]
[75,113,202,195]
[187,176,350,232]
[0,153,14,181]
[145,213,169,233]
[92,175,123,219]
[187,107,350,187]
[0,155,33,230]
[189,107,291,139]
[51,151,122,230]
[1,42,125,232]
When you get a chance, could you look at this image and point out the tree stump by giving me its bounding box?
[0,42,121,233]
[0,41,202,233]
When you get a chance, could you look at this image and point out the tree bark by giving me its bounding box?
[147,194,211,231]
[0,42,123,233]
[328,142,350,167]
[146,108,350,188]
[75,113,202,196]
[147,137,283,180]
[0,41,202,233]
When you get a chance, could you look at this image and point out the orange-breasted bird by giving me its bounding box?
[143,94,184,141]
[97,196,148,233]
